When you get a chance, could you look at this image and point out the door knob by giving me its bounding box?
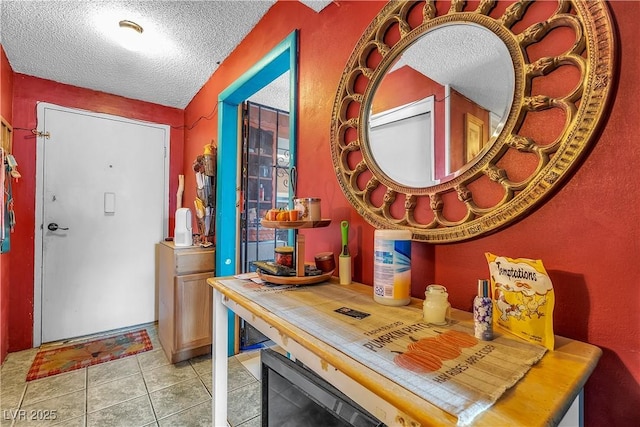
[47,223,69,231]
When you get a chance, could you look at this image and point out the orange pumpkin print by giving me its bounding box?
[408,337,461,360]
[393,330,478,374]
[393,349,442,373]
[437,330,478,348]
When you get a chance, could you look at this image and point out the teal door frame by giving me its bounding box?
[216,30,298,356]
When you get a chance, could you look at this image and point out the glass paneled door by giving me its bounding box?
[239,101,294,350]
[239,101,294,273]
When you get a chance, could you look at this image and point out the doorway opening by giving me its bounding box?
[240,101,293,273]
[239,101,294,350]
[216,30,298,355]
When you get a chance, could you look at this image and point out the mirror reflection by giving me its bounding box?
[367,23,514,188]
[332,0,615,242]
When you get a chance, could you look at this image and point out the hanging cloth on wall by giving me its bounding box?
[0,149,5,251]
[1,160,14,253]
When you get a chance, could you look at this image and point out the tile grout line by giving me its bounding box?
[135,353,160,425]
[77,354,152,422]
[2,325,265,427]
[9,381,27,427]
[149,371,210,423]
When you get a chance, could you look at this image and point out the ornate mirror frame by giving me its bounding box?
[330,0,615,243]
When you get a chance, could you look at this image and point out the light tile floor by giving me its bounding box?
[0,323,267,427]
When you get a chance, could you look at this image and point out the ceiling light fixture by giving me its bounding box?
[95,13,171,55]
[119,20,143,34]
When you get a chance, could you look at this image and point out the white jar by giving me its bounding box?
[373,229,412,306]
[423,285,451,325]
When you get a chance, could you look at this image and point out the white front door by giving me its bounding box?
[36,104,168,343]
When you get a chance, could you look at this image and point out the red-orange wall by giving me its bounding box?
[0,44,14,364]
[1,46,12,119]
[2,0,638,425]
[8,74,184,352]
[184,1,638,426]
[435,3,640,425]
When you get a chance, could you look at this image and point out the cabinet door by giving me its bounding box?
[175,272,213,350]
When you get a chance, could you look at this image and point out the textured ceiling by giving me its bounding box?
[2,1,505,114]
[393,24,513,117]
[1,0,333,109]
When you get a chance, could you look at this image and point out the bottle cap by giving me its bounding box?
[478,279,490,297]
[274,246,294,254]
[426,285,448,295]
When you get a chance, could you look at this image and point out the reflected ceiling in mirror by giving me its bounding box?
[331,0,616,243]
[367,23,514,188]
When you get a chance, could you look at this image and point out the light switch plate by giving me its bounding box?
[104,192,115,213]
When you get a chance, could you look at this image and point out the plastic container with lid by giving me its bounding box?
[373,229,412,306]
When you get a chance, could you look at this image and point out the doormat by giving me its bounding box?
[26,329,152,381]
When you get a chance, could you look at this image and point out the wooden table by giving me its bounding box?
[208,276,601,426]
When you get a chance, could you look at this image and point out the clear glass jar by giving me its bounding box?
[423,285,451,325]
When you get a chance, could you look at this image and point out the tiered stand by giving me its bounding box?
[258,218,333,285]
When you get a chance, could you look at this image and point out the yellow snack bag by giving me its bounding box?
[485,253,555,350]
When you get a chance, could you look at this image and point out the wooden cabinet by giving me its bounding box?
[158,241,215,363]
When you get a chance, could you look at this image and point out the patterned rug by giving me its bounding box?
[26,329,153,381]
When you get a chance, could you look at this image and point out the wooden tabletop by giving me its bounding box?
[209,276,601,426]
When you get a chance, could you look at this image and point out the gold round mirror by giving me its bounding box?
[330,0,615,243]
[367,22,515,189]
